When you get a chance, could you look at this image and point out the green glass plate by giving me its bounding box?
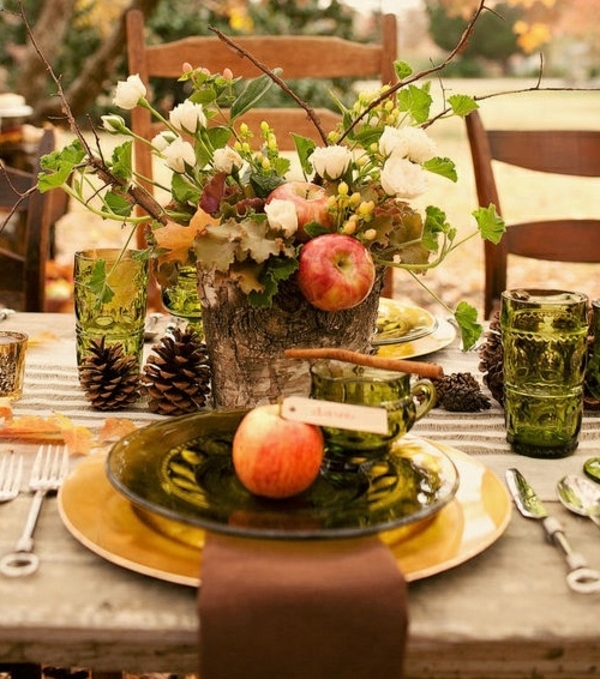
[106,410,459,539]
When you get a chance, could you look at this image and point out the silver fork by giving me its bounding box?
[0,445,69,577]
[0,452,23,503]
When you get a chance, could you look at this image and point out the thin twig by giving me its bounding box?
[284,347,444,380]
[16,0,169,226]
[207,25,330,145]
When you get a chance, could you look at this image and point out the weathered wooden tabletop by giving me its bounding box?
[0,313,599,679]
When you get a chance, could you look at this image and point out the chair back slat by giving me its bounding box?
[466,109,600,318]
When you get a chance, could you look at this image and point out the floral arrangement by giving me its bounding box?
[38,14,505,349]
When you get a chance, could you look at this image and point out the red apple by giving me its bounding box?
[232,404,325,499]
[266,180,333,242]
[297,233,376,311]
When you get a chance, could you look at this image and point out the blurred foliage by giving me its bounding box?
[145,0,365,114]
[0,0,372,117]
[425,1,524,75]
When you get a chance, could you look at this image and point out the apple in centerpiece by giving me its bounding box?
[266,181,333,242]
[232,404,325,499]
[297,233,376,311]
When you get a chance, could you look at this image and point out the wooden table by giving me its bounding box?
[0,313,599,679]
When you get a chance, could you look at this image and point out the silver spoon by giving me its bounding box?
[557,475,600,529]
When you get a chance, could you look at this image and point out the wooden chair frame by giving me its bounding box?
[0,128,66,312]
[465,109,600,319]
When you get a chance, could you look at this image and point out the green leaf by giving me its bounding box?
[422,205,452,251]
[87,259,115,305]
[247,255,298,307]
[205,126,232,151]
[292,134,316,175]
[111,141,133,181]
[397,85,433,124]
[171,173,201,206]
[448,94,479,118]
[423,156,457,182]
[473,204,505,244]
[453,301,483,350]
[394,60,414,80]
[37,140,86,191]
[104,189,133,218]
[230,71,281,120]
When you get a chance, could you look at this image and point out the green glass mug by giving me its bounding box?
[309,359,436,464]
[501,288,589,459]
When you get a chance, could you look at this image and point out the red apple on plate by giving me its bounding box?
[232,404,325,499]
[266,180,333,242]
[297,233,376,311]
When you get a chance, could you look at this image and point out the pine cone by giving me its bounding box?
[432,372,491,412]
[78,337,141,411]
[142,326,211,416]
[478,311,504,407]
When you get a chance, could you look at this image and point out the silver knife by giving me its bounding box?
[505,468,600,594]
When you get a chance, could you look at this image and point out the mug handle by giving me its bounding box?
[411,378,436,422]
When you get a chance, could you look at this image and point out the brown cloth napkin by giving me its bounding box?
[198,532,409,679]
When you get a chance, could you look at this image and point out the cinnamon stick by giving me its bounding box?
[284,348,444,380]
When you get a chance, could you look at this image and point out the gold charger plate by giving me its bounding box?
[58,438,511,586]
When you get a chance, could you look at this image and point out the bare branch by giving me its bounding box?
[16,0,168,225]
[207,25,330,145]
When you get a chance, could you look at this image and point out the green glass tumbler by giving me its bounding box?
[500,288,589,459]
[309,359,436,466]
[74,249,149,371]
[160,264,203,337]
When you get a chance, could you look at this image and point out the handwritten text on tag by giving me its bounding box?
[280,396,389,434]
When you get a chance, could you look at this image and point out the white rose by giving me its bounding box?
[379,126,409,159]
[113,74,146,110]
[169,100,207,134]
[380,157,427,198]
[151,130,178,153]
[162,137,196,173]
[379,126,437,163]
[213,147,243,174]
[311,145,353,179]
[401,126,437,163]
[264,199,299,238]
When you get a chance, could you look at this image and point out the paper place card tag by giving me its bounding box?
[280,396,389,434]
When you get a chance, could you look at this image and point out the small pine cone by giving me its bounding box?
[432,372,491,412]
[478,311,504,406]
[78,337,141,411]
[142,326,211,416]
[432,372,481,408]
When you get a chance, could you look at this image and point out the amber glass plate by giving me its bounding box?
[105,410,458,539]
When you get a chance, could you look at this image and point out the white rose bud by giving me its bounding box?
[213,147,243,174]
[162,137,196,173]
[380,156,427,199]
[264,199,299,238]
[151,130,178,153]
[311,145,353,180]
[101,114,128,134]
[169,100,207,134]
[113,74,146,110]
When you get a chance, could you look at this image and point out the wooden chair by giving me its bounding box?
[125,9,398,296]
[466,109,600,319]
[0,127,67,311]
